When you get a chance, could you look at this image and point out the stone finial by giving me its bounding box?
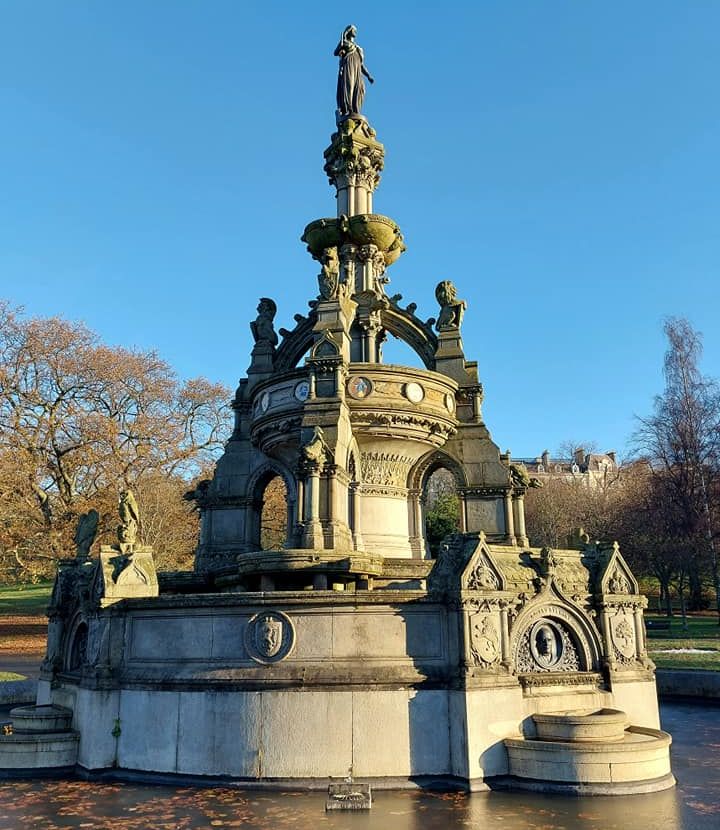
[73,509,99,560]
[250,298,279,347]
[540,547,557,578]
[435,281,466,331]
[334,25,374,121]
[117,489,140,548]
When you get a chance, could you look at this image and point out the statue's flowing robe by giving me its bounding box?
[336,45,365,116]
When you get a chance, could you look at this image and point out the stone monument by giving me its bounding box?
[0,29,673,794]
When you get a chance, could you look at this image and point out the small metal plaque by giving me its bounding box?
[326,782,372,811]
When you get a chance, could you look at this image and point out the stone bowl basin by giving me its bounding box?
[532,708,629,743]
[302,215,406,265]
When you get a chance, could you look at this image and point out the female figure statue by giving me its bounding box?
[334,25,374,119]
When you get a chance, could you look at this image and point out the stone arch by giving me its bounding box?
[274,315,317,372]
[409,449,468,493]
[380,305,437,370]
[509,593,602,674]
[64,612,88,673]
[246,460,297,550]
[408,450,468,557]
[273,304,438,371]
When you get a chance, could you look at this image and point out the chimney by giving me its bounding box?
[542,449,550,468]
[574,447,585,467]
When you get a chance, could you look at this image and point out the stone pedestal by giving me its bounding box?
[95,545,158,607]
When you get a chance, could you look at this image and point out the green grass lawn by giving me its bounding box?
[0,582,53,616]
[0,672,26,682]
[645,613,720,670]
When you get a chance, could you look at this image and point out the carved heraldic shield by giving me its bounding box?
[257,615,283,658]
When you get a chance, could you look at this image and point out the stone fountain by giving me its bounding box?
[0,27,673,795]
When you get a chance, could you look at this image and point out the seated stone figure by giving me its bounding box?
[435,280,466,331]
[250,298,278,347]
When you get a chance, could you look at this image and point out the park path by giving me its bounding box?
[0,614,45,679]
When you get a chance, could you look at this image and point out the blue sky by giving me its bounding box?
[2,2,718,460]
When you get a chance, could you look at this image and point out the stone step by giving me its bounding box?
[9,704,73,734]
[0,730,79,770]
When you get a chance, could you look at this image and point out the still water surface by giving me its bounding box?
[0,701,717,830]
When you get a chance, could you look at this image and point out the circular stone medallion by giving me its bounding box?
[260,391,270,412]
[529,619,564,670]
[404,382,425,403]
[294,380,310,402]
[445,392,456,413]
[244,610,295,664]
[347,376,373,399]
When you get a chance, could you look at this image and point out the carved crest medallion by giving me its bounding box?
[610,611,636,659]
[245,610,295,664]
[257,615,282,657]
[470,615,499,666]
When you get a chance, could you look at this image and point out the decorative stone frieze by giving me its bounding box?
[359,452,413,487]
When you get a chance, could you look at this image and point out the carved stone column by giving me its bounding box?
[285,497,295,548]
[351,485,364,550]
[600,605,614,668]
[513,493,528,547]
[296,478,305,525]
[303,466,324,549]
[499,603,511,668]
[633,603,647,658]
[408,489,425,556]
[503,490,516,545]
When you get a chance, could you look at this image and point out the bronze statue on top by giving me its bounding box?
[334,25,374,120]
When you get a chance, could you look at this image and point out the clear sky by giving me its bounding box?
[2,1,718,460]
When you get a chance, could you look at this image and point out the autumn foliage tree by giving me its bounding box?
[0,302,232,581]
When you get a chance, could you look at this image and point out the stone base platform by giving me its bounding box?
[0,704,78,772]
[504,723,674,795]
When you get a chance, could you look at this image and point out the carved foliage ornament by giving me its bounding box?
[359,452,413,488]
[610,610,636,661]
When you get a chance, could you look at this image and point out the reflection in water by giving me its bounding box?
[0,702,717,830]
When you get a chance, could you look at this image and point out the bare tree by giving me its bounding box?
[634,317,720,620]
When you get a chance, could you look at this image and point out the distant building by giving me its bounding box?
[514,447,619,488]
